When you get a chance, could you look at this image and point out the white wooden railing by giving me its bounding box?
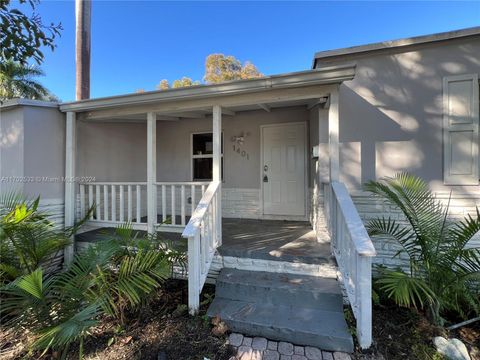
[181,181,221,314]
[78,181,209,231]
[155,182,209,229]
[79,182,148,229]
[324,181,376,349]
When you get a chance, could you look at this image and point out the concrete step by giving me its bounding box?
[207,297,353,353]
[216,268,343,312]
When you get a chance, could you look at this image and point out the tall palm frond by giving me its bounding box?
[0,59,50,101]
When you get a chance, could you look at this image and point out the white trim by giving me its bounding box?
[259,121,309,219]
[329,87,340,181]
[0,98,59,110]
[64,112,76,265]
[147,112,157,233]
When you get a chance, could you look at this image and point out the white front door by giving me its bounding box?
[262,122,306,216]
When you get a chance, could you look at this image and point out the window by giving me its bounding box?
[191,132,223,181]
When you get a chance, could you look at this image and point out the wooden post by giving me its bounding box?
[357,256,373,348]
[75,0,91,100]
[188,233,201,314]
[328,87,340,182]
[147,112,157,234]
[64,112,76,265]
[212,105,222,246]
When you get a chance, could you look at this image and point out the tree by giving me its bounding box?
[0,0,62,65]
[0,59,52,101]
[157,79,169,90]
[204,54,263,84]
[157,77,200,90]
[172,77,200,88]
[154,54,262,91]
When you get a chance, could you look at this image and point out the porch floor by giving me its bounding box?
[75,218,333,265]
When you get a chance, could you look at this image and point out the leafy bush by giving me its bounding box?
[0,193,74,284]
[365,173,480,325]
[0,224,183,357]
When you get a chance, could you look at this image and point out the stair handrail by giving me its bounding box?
[182,180,221,314]
[324,181,376,349]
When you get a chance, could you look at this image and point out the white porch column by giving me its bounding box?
[64,111,76,265]
[212,105,222,245]
[328,86,340,182]
[147,112,157,234]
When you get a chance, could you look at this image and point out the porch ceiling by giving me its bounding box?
[59,63,355,121]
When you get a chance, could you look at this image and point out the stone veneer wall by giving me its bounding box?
[312,187,480,271]
[351,190,480,270]
[39,199,65,272]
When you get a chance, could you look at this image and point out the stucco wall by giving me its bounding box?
[0,103,65,229]
[77,106,310,190]
[23,106,65,199]
[1,104,65,200]
[77,121,147,182]
[315,36,480,194]
[0,107,24,194]
[312,36,480,267]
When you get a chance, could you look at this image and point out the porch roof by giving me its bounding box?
[58,64,355,119]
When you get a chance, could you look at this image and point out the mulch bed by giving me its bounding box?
[0,279,236,360]
[1,280,478,360]
[352,305,480,360]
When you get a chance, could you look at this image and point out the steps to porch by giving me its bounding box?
[75,217,355,353]
[207,268,354,353]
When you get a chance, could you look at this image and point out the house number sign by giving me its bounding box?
[232,144,249,160]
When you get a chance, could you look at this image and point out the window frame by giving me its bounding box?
[190,131,224,181]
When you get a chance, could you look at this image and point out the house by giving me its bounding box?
[1,26,480,353]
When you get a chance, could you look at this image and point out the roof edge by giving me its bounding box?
[0,98,59,110]
[313,26,480,67]
[59,64,356,113]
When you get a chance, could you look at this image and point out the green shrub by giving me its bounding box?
[365,173,480,325]
[0,224,180,358]
[0,193,70,283]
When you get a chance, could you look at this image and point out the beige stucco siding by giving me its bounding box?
[77,121,147,182]
[1,105,65,200]
[77,106,310,190]
[23,106,65,199]
[315,36,480,193]
[0,107,24,194]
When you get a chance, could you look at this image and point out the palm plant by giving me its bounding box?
[0,59,51,101]
[365,173,480,325]
[0,223,176,357]
[0,193,71,284]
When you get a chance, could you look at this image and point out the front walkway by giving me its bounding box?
[228,333,352,360]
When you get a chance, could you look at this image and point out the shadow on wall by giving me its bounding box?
[323,39,480,194]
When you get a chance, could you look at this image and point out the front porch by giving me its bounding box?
[76,218,333,267]
[61,65,376,351]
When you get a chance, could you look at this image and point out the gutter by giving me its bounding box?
[59,63,356,113]
[0,99,59,110]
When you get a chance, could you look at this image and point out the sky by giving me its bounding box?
[30,0,480,101]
